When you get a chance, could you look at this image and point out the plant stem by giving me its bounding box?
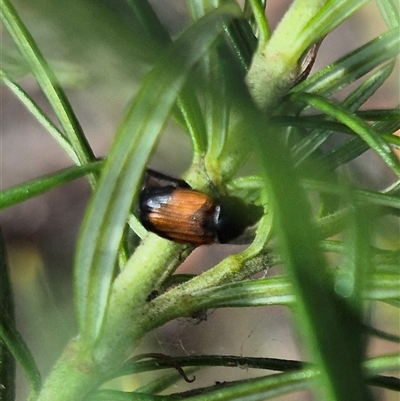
[36,234,186,401]
[35,339,104,401]
[35,168,271,401]
[246,0,327,109]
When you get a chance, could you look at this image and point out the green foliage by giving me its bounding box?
[0,0,399,400]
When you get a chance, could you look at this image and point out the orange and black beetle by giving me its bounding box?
[139,169,261,245]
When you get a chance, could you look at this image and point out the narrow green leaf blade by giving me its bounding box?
[298,0,372,47]
[295,27,400,97]
[292,61,396,164]
[128,0,209,154]
[127,0,171,46]
[376,0,400,29]
[192,276,295,309]
[0,231,41,396]
[0,70,79,164]
[291,92,400,178]
[182,369,316,401]
[0,162,103,210]
[0,230,16,401]
[240,100,372,399]
[91,370,316,401]
[0,308,42,396]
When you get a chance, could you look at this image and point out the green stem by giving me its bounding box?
[37,235,185,401]
[36,169,271,401]
[246,0,327,109]
[248,0,270,44]
[35,339,102,401]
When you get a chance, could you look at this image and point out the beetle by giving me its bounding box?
[139,169,261,245]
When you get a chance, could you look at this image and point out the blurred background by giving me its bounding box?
[1,1,399,400]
